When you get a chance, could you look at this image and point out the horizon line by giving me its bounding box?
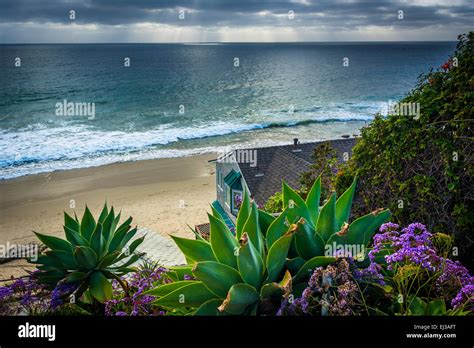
[0,40,458,45]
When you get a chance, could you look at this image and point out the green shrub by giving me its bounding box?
[31,204,144,309]
[334,32,474,270]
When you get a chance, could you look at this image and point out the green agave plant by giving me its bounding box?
[145,192,309,315]
[30,204,144,303]
[146,175,390,315]
[279,176,391,282]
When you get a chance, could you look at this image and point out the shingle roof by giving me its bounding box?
[236,138,356,207]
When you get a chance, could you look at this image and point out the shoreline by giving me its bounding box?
[0,153,217,247]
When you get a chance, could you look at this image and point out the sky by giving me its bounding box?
[0,0,473,43]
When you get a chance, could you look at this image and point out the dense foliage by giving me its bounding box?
[334,32,474,270]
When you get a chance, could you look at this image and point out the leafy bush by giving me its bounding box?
[31,204,144,312]
[334,32,474,270]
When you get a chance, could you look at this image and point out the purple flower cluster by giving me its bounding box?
[367,222,473,310]
[0,274,51,315]
[277,259,361,316]
[50,282,78,309]
[105,265,169,316]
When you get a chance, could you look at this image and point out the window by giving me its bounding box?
[232,190,243,215]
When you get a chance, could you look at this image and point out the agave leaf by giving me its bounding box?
[208,214,239,268]
[294,218,325,260]
[293,256,336,282]
[63,225,89,247]
[33,232,72,253]
[218,283,258,315]
[48,250,77,270]
[260,270,292,300]
[242,202,264,255]
[89,270,112,303]
[153,282,216,308]
[108,253,141,270]
[167,266,194,281]
[113,216,133,237]
[171,235,216,263]
[305,174,322,225]
[80,206,96,240]
[90,223,104,257]
[316,192,337,242]
[192,261,243,298]
[237,233,264,289]
[327,209,391,250]
[73,246,98,270]
[194,299,223,316]
[65,271,89,283]
[335,177,357,229]
[266,226,297,283]
[118,227,139,251]
[282,181,312,224]
[64,212,80,233]
[127,235,145,255]
[101,207,116,243]
[144,280,198,297]
[210,204,226,223]
[97,203,108,224]
[286,256,306,274]
[35,270,68,285]
[258,209,275,236]
[236,189,251,239]
[187,223,207,242]
[97,251,120,268]
[266,208,289,249]
[108,224,132,253]
[33,253,64,268]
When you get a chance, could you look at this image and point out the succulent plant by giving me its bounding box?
[280,176,391,282]
[147,175,389,315]
[30,204,144,303]
[145,190,330,315]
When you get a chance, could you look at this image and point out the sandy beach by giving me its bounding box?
[0,154,217,279]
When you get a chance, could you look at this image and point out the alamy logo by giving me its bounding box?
[55,99,95,119]
[18,322,56,341]
[0,242,38,261]
[217,149,257,167]
[324,242,365,261]
[387,100,420,120]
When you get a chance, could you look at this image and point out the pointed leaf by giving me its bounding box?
[305,175,321,225]
[316,192,337,242]
[171,236,216,263]
[266,226,297,282]
[194,299,223,316]
[73,246,98,270]
[258,209,275,236]
[218,283,258,315]
[153,282,216,308]
[236,189,251,239]
[294,218,325,260]
[192,261,243,298]
[89,270,112,303]
[237,233,264,289]
[80,206,96,240]
[208,214,238,268]
[335,177,357,229]
[34,232,72,253]
[144,280,198,297]
[242,202,264,255]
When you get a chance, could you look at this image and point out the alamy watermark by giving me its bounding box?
[324,242,365,261]
[55,99,95,120]
[386,100,420,120]
[0,242,38,262]
[217,149,257,167]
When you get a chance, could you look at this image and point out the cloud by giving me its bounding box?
[0,0,472,42]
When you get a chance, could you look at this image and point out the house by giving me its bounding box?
[205,137,356,233]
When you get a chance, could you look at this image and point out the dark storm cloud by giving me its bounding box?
[0,0,473,28]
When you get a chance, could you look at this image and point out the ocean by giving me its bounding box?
[0,42,456,179]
